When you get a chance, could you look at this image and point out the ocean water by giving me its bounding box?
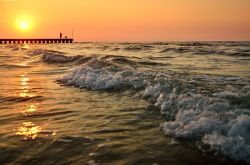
[0,42,249,165]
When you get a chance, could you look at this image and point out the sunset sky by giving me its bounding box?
[1,0,250,41]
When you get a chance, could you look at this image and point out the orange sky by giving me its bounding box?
[0,0,250,41]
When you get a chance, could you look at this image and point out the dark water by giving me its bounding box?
[0,42,249,165]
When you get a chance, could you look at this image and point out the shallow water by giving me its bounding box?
[0,42,249,164]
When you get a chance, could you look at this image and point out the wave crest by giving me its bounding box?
[58,54,250,163]
[42,53,83,63]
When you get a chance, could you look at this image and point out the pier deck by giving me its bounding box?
[0,39,73,44]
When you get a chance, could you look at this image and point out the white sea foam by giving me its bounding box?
[151,84,250,163]
[60,58,155,90]
[202,115,250,162]
[59,56,250,163]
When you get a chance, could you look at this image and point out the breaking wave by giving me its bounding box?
[27,49,93,64]
[58,57,250,163]
[42,53,83,64]
[22,42,250,163]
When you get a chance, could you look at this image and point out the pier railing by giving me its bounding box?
[0,39,73,44]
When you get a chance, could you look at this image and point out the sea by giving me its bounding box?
[0,42,249,165]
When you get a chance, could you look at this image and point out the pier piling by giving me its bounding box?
[0,39,73,44]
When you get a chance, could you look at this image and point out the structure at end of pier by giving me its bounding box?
[0,39,73,44]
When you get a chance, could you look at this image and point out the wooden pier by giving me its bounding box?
[0,38,73,44]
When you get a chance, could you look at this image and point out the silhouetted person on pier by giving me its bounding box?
[60,32,62,39]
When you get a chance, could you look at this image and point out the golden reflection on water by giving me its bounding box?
[21,44,30,50]
[17,61,28,67]
[16,74,42,139]
[19,74,36,97]
[16,122,41,140]
[21,77,29,85]
[22,103,39,115]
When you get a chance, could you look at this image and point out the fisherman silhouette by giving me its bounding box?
[60,32,62,39]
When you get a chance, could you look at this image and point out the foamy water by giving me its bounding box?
[0,42,249,164]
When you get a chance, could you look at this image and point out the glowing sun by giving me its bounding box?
[20,21,28,29]
[16,16,33,32]
[19,21,29,30]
